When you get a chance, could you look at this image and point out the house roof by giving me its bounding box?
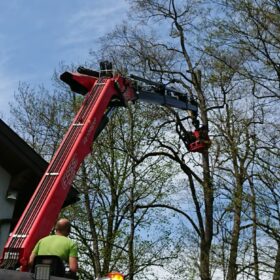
[0,119,46,177]
[0,119,79,229]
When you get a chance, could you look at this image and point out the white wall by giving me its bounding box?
[0,166,14,256]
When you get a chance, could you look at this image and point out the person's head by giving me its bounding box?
[55,218,71,236]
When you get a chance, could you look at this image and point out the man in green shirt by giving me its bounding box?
[29,218,78,274]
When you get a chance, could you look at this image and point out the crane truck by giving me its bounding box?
[0,62,210,280]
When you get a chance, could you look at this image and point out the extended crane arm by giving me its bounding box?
[0,63,209,272]
[1,73,134,271]
[61,69,198,116]
[130,74,198,113]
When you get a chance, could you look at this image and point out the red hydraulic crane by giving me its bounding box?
[0,62,210,273]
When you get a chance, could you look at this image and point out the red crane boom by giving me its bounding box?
[0,64,209,272]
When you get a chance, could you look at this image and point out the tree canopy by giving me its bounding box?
[7,1,280,279]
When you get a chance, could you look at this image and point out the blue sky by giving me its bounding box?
[0,0,129,120]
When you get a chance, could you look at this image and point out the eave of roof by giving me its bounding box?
[0,119,46,176]
[0,118,79,212]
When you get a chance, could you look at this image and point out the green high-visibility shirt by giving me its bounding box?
[32,235,78,263]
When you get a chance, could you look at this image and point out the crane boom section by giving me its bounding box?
[1,75,134,271]
[1,67,202,272]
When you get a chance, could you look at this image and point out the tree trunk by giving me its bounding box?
[102,192,116,275]
[249,176,259,280]
[128,168,136,280]
[193,71,213,280]
[226,168,244,280]
[199,152,213,280]
[82,165,102,277]
[226,187,242,280]
[200,238,211,280]
[273,242,280,280]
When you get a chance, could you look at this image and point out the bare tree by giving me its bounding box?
[94,1,218,279]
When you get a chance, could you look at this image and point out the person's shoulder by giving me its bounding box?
[42,234,75,244]
[55,235,73,243]
[39,235,53,241]
[66,237,76,245]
